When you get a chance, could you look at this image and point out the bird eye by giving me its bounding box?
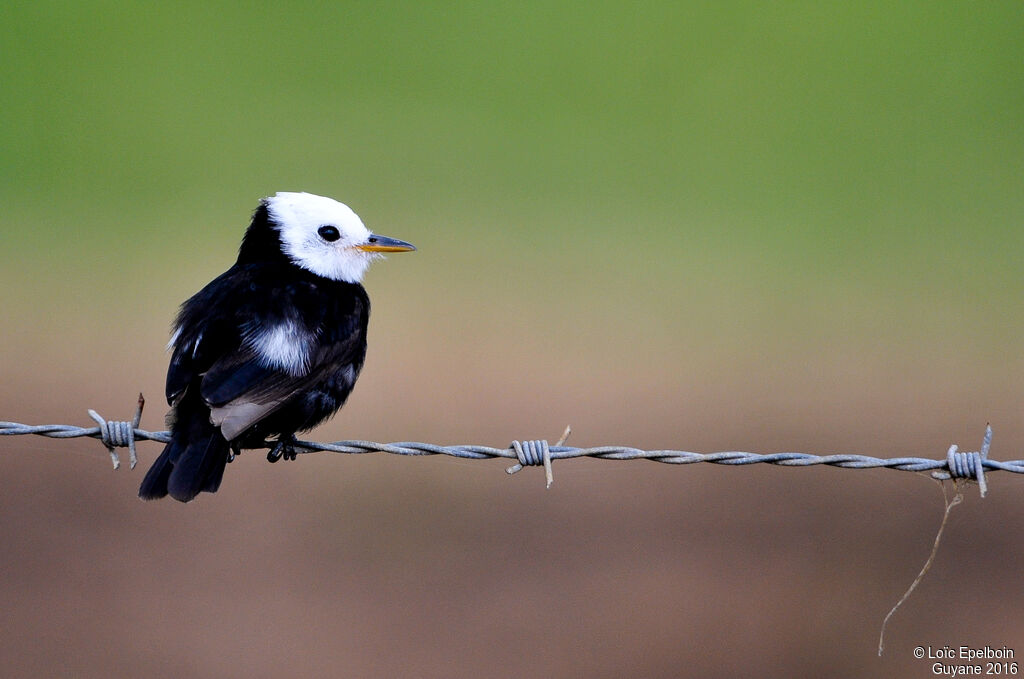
[317,225,341,242]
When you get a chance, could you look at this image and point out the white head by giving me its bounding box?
[265,192,414,283]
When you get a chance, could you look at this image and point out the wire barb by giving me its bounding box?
[931,424,992,497]
[507,440,552,486]
[86,393,145,470]
[506,426,570,488]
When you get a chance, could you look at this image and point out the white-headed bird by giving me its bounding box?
[139,192,415,502]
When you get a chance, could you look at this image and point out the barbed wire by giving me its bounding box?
[2,395,1020,495]
[5,396,1015,655]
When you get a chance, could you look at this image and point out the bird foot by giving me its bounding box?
[267,435,299,463]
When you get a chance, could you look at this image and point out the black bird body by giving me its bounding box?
[139,194,413,502]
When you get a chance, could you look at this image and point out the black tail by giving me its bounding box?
[139,408,229,502]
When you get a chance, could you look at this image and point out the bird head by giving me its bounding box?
[262,191,415,283]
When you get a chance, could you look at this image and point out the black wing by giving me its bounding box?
[165,263,368,441]
[201,312,366,440]
[166,266,243,406]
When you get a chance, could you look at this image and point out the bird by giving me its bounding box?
[138,191,415,502]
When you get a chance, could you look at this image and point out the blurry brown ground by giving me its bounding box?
[1,284,1021,679]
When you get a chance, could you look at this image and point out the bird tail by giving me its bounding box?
[139,417,229,502]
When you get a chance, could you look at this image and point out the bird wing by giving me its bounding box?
[200,307,366,441]
[166,324,229,407]
[165,267,242,406]
[164,264,368,442]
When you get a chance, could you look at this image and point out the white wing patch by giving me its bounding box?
[245,319,315,376]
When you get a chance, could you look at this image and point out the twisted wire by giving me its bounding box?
[1,403,1019,492]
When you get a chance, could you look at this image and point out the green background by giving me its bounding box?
[2,3,1022,677]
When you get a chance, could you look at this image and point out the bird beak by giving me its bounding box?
[355,235,416,253]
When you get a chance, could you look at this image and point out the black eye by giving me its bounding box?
[317,225,340,242]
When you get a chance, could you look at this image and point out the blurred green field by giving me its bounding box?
[1,3,1023,678]
[4,1,1022,279]
[4,1,1023,426]
[4,2,1023,390]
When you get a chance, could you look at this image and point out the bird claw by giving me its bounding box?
[267,436,299,463]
